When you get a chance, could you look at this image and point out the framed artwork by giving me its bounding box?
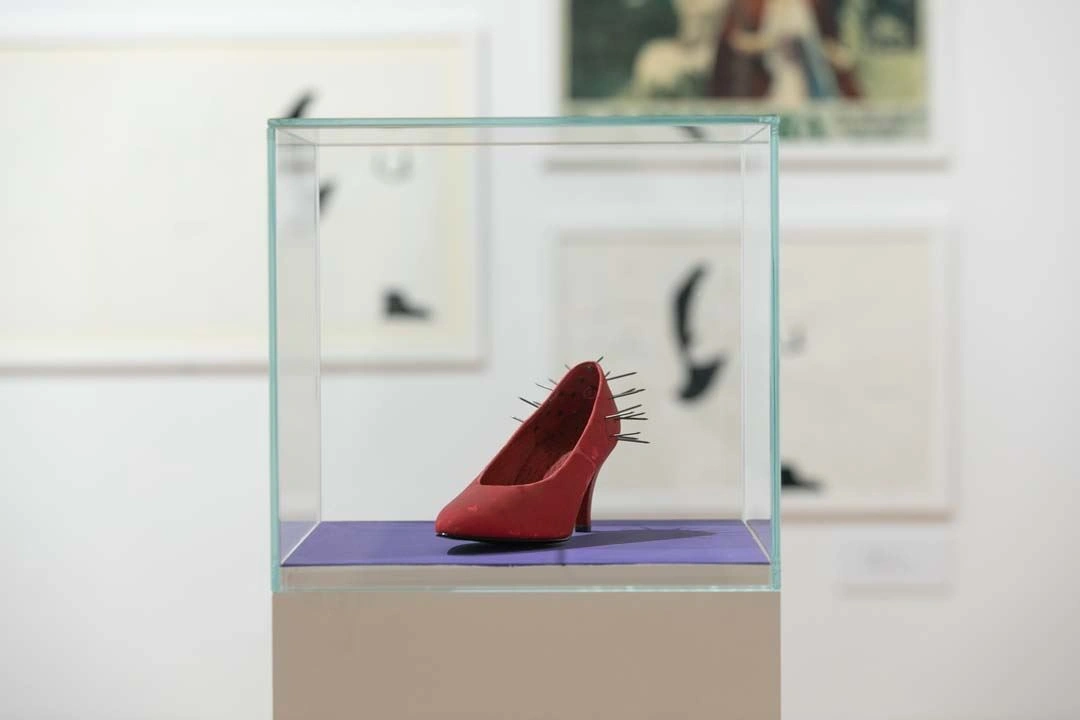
[0,32,484,369]
[317,141,483,367]
[556,231,744,518]
[562,0,949,163]
[555,228,951,518]
[778,228,950,517]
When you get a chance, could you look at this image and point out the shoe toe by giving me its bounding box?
[434,496,494,538]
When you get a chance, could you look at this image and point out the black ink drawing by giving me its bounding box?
[284,91,315,120]
[318,181,337,215]
[384,289,432,321]
[672,263,725,402]
[284,90,335,216]
[677,124,706,141]
[781,462,822,492]
[318,183,335,214]
[283,92,433,326]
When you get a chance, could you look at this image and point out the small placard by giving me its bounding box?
[835,526,951,588]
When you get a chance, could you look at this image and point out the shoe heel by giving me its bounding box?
[575,472,598,533]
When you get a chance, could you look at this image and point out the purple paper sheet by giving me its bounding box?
[282,519,769,567]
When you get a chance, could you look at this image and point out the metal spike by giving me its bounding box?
[519,397,540,408]
[512,416,524,423]
[536,382,553,392]
[616,437,651,444]
[565,363,572,370]
[606,404,642,419]
[596,355,604,364]
[619,414,648,421]
[606,371,637,381]
[610,413,644,422]
[613,431,641,438]
[612,387,645,399]
[548,378,560,386]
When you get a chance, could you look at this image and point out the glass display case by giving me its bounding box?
[268,115,779,592]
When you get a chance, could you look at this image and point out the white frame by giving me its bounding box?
[308,118,488,370]
[550,225,954,520]
[551,229,747,520]
[0,13,488,370]
[780,226,955,519]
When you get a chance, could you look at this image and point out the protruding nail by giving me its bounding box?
[606,404,642,418]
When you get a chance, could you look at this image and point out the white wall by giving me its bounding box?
[1,1,1078,718]
[783,3,1080,718]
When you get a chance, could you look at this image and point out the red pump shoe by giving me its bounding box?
[435,360,648,543]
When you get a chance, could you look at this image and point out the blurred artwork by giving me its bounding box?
[672,264,728,401]
[566,0,928,143]
[383,289,432,320]
[277,85,480,365]
[557,229,946,516]
[557,233,744,517]
[284,90,337,221]
[781,463,822,491]
[315,137,480,366]
[0,39,481,367]
[780,230,946,515]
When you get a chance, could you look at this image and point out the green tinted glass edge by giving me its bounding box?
[268,114,780,128]
[267,127,282,593]
[267,114,781,594]
[769,123,781,591]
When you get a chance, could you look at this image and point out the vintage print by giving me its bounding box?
[566,0,928,142]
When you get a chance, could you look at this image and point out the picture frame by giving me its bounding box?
[554,227,953,519]
[559,0,952,166]
[0,21,486,370]
[554,230,744,519]
[778,227,953,518]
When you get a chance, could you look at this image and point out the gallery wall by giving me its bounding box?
[1,1,1078,719]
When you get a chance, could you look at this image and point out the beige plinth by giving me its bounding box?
[273,590,780,719]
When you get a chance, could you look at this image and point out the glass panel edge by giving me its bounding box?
[268,114,781,129]
[769,123,781,591]
[264,115,783,594]
[279,584,781,594]
[267,126,281,594]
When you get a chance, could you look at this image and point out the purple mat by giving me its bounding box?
[748,519,774,557]
[279,521,316,560]
[282,520,769,567]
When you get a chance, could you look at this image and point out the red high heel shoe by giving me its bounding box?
[435,360,648,543]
